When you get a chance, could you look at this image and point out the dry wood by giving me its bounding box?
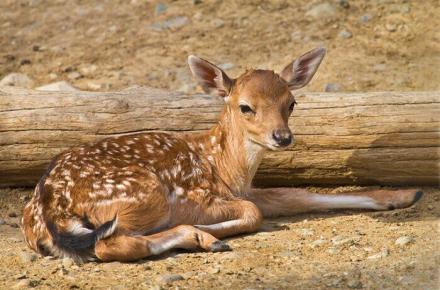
[0,86,438,187]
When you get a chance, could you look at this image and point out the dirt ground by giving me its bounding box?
[0,0,439,289]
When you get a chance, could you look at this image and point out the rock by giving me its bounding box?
[395,236,413,247]
[297,228,314,236]
[331,235,359,246]
[0,218,6,225]
[310,238,326,248]
[347,278,362,288]
[338,0,350,9]
[67,71,82,80]
[80,64,98,76]
[12,279,31,289]
[211,18,225,28]
[359,14,371,23]
[49,73,58,80]
[305,3,337,19]
[385,23,397,32]
[62,257,75,268]
[367,248,389,259]
[218,63,234,70]
[19,252,38,263]
[87,82,103,90]
[157,274,184,284]
[339,29,353,39]
[0,73,34,88]
[36,81,78,92]
[150,16,189,31]
[427,204,433,210]
[154,3,167,15]
[325,83,342,92]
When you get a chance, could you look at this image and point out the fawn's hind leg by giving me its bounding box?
[94,225,230,262]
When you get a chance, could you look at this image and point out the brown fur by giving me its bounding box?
[22,48,422,262]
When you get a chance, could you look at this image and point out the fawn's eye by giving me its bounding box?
[239,104,254,114]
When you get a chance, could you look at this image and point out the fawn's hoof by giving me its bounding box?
[208,240,231,252]
[386,189,424,210]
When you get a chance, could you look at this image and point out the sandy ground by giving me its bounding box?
[1,0,439,289]
[0,187,439,289]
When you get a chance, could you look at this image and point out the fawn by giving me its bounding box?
[22,47,422,262]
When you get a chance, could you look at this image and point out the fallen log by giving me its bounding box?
[0,86,438,187]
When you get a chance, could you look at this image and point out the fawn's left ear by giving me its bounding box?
[188,55,233,97]
[280,47,326,90]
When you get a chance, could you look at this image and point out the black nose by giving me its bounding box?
[272,130,292,147]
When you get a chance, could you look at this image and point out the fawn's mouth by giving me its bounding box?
[248,137,289,151]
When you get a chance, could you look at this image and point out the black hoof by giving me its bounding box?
[412,190,424,205]
[209,240,231,252]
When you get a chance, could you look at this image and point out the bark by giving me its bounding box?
[0,86,438,187]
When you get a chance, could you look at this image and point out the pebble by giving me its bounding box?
[385,23,397,32]
[80,64,98,76]
[310,238,326,248]
[150,16,188,31]
[427,204,433,210]
[157,274,184,284]
[297,228,314,236]
[62,257,75,268]
[338,29,353,39]
[325,83,342,92]
[367,248,389,259]
[395,236,413,247]
[19,251,38,263]
[36,81,78,92]
[0,218,6,225]
[0,73,34,88]
[67,71,82,80]
[154,3,167,15]
[359,14,371,23]
[305,3,337,19]
[12,279,31,289]
[211,18,225,28]
[87,82,103,90]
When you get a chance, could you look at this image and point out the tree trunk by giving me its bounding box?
[0,86,438,187]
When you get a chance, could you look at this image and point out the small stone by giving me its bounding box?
[14,272,27,279]
[158,274,184,284]
[19,252,38,263]
[211,18,225,28]
[339,29,353,39]
[49,73,58,80]
[367,248,389,259]
[359,14,371,23]
[154,3,167,15]
[150,16,188,31]
[0,218,6,225]
[310,238,326,248]
[305,3,337,19]
[36,81,78,92]
[62,257,75,268]
[0,73,34,88]
[87,82,102,90]
[67,71,82,80]
[297,228,314,236]
[427,205,433,210]
[209,267,221,274]
[347,278,362,288]
[395,236,413,247]
[385,23,397,32]
[12,279,31,289]
[325,83,342,92]
[80,64,98,76]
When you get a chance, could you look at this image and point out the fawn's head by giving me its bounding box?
[188,48,325,150]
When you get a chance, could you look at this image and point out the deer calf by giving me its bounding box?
[22,48,422,262]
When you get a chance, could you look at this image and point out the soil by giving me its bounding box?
[0,0,439,289]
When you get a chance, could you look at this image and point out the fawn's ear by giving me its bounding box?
[280,47,326,90]
[188,55,233,97]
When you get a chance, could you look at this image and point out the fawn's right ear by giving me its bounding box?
[188,55,233,98]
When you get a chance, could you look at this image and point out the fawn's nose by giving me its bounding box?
[272,129,292,147]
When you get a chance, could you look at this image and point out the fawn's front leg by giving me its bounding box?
[247,188,423,218]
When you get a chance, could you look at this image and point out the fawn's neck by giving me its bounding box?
[196,107,266,196]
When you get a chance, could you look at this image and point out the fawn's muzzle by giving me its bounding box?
[272,129,292,147]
